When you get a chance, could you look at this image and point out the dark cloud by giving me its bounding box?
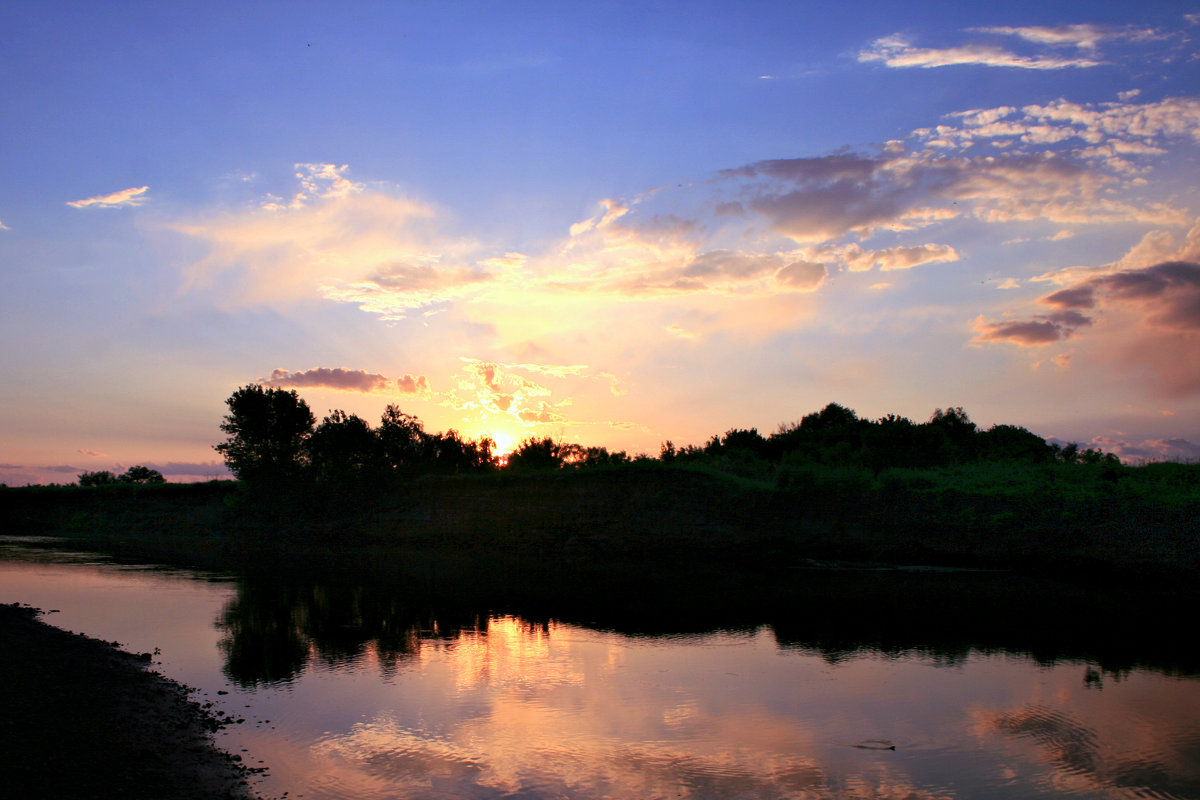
[749,181,909,241]
[973,318,1075,345]
[977,259,1200,396]
[1094,261,1200,329]
[718,146,1109,244]
[263,367,391,393]
[973,307,1092,345]
[1042,286,1096,309]
[728,154,878,183]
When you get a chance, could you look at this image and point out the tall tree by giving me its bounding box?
[215,385,315,484]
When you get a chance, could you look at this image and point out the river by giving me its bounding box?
[2,537,1198,800]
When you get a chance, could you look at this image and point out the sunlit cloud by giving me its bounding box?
[442,359,611,430]
[968,24,1159,51]
[974,220,1200,396]
[262,367,429,395]
[0,218,9,231]
[859,35,1102,70]
[67,185,149,209]
[175,165,465,308]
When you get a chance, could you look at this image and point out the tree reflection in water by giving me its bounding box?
[215,560,1200,688]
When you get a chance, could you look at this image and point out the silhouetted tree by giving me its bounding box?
[425,429,495,473]
[378,404,427,473]
[564,445,631,469]
[927,406,978,463]
[306,410,384,485]
[119,465,166,484]
[78,470,117,487]
[979,425,1054,463]
[506,436,566,471]
[215,385,315,485]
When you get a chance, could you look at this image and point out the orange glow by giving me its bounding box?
[486,429,516,457]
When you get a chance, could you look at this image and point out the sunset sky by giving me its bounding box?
[2,2,1199,484]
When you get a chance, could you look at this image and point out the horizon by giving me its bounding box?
[2,2,1199,486]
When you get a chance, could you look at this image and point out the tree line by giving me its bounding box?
[214,386,1115,493]
[661,402,1117,473]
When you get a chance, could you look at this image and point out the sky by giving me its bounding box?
[2,1,1199,484]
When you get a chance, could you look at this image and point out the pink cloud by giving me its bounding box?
[262,367,427,394]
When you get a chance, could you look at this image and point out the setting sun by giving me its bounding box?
[488,430,517,458]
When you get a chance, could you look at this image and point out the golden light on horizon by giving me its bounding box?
[488,429,516,457]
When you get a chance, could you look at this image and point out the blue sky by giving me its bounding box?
[2,1,1199,483]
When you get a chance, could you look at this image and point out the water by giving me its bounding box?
[2,538,1199,800]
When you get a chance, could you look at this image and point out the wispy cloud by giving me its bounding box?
[67,185,149,209]
[262,367,430,395]
[968,24,1159,51]
[859,35,1102,70]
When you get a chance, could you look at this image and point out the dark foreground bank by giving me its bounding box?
[0,603,260,800]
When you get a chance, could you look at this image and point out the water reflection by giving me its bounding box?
[215,565,1200,688]
[209,568,1200,800]
[5,541,1200,800]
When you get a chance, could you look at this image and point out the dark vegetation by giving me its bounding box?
[1,386,1195,585]
[2,386,1198,678]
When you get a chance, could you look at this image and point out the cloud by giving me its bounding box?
[775,260,828,290]
[718,117,1188,248]
[969,24,1158,51]
[0,218,9,231]
[67,186,149,209]
[177,96,1194,332]
[395,374,431,395]
[261,367,429,395]
[175,164,465,309]
[836,243,959,272]
[0,460,232,486]
[974,221,1200,396]
[1088,436,1200,463]
[442,359,616,430]
[859,35,1102,70]
[972,310,1092,346]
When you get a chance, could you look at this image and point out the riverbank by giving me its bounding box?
[0,602,260,800]
[2,460,1198,586]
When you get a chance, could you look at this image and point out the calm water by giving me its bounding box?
[2,538,1199,800]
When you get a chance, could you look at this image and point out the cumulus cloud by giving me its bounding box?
[262,367,429,395]
[67,186,149,209]
[859,35,1102,70]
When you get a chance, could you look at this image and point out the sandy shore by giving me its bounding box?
[0,602,260,800]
